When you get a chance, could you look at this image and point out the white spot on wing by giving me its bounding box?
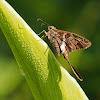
[60,41,66,53]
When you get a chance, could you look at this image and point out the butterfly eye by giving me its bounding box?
[49,26,52,29]
[48,26,56,30]
[50,27,52,29]
[48,26,54,30]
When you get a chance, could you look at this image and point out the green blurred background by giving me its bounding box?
[0,0,100,100]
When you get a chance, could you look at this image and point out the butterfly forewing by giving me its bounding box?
[56,30,91,54]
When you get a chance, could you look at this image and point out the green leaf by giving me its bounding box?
[0,0,89,100]
[0,56,23,98]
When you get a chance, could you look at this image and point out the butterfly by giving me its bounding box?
[37,18,91,81]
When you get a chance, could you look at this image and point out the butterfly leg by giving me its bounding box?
[64,54,83,81]
[44,46,49,54]
[38,30,49,54]
[38,30,47,35]
[41,34,47,39]
[38,30,48,40]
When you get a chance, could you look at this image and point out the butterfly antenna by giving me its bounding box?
[37,18,50,27]
[65,56,83,81]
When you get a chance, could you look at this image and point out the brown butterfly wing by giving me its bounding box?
[55,31,84,81]
[71,33,91,50]
[54,29,91,81]
[57,30,91,54]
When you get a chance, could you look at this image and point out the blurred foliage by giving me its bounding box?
[0,0,100,100]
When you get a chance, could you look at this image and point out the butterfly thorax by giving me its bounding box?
[46,26,61,56]
[47,26,58,39]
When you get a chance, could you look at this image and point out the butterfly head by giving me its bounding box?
[48,26,56,31]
